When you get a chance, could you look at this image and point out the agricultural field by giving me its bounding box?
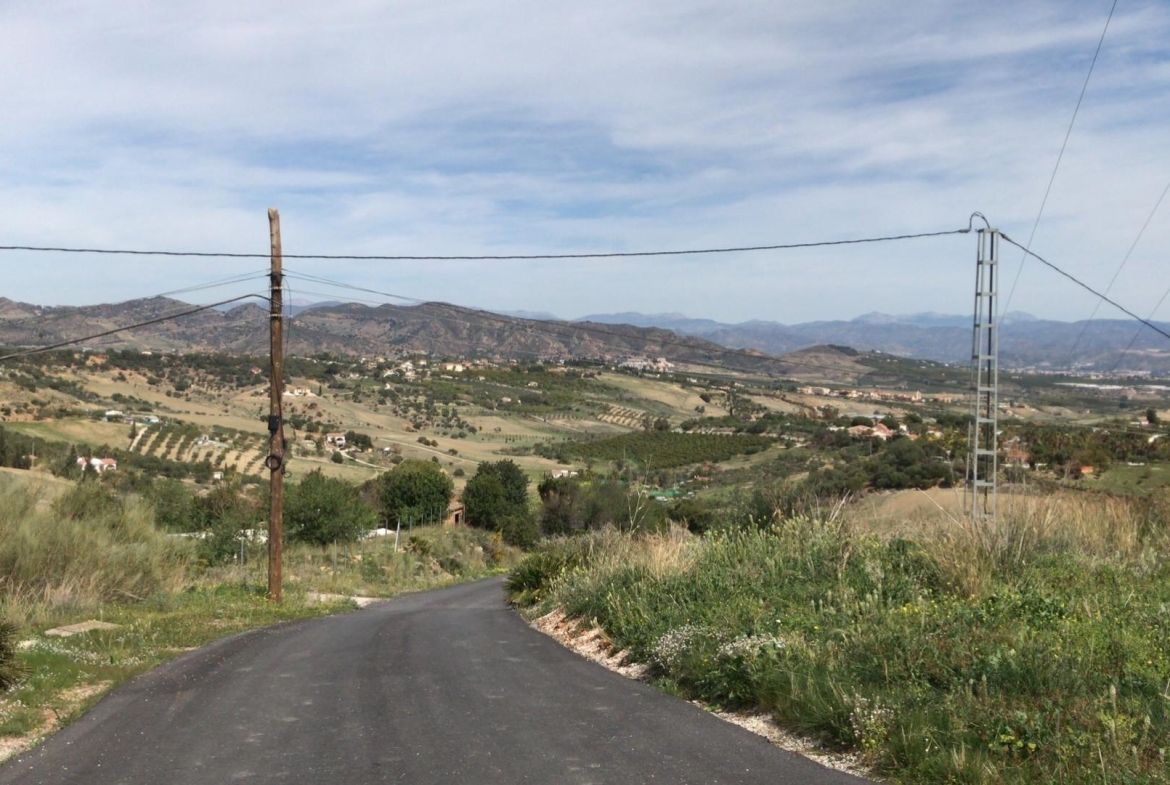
[2,348,1169,511]
[555,431,776,469]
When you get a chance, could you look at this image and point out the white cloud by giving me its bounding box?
[1,0,1168,328]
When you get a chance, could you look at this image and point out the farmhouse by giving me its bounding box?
[324,433,347,449]
[76,457,117,473]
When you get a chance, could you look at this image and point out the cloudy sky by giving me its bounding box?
[1,0,1168,325]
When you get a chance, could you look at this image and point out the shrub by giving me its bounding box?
[0,484,189,623]
[377,459,454,525]
[286,470,377,545]
[0,619,21,691]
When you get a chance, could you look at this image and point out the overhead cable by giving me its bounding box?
[1000,234,1170,344]
[1001,0,1119,318]
[0,270,269,331]
[1109,282,1170,373]
[0,226,972,262]
[1063,175,1170,366]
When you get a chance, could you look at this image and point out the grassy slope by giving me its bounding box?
[509,498,1170,783]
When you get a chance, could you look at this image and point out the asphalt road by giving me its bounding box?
[0,578,868,784]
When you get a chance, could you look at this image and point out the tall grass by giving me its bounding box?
[511,492,1170,782]
[924,491,1170,596]
[0,483,190,626]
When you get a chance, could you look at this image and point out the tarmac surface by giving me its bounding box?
[0,578,869,784]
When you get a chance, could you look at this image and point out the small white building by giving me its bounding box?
[77,457,117,473]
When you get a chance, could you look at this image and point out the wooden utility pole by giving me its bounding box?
[267,208,285,603]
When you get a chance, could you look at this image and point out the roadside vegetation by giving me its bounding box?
[0,467,522,760]
[508,493,1170,783]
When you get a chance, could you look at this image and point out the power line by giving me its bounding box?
[1063,175,1170,367]
[1109,282,1170,373]
[0,294,267,362]
[1001,0,1118,318]
[0,225,973,261]
[0,270,267,332]
[1000,233,1170,344]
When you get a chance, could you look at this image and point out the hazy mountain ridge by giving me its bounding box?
[574,310,1170,372]
[0,297,789,374]
[3,297,1167,374]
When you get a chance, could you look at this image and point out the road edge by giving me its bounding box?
[523,607,876,782]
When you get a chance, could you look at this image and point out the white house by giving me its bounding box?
[77,457,117,473]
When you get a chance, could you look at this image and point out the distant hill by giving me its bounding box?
[4,295,1167,375]
[573,310,1170,373]
[0,297,805,377]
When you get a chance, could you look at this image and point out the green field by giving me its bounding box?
[558,431,775,468]
[1090,462,1170,496]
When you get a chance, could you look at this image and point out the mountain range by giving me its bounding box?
[2,296,1167,376]
[572,310,1170,373]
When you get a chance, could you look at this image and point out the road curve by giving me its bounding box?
[0,579,868,784]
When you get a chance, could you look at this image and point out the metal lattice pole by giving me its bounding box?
[967,228,999,522]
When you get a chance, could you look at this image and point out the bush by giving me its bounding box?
[286,470,377,545]
[377,459,454,525]
[0,484,189,621]
[146,478,199,532]
[505,536,598,605]
[193,481,263,565]
[464,460,530,534]
[0,619,21,691]
[499,511,541,549]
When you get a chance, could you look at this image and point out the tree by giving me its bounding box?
[286,470,376,545]
[463,460,529,529]
[667,498,716,533]
[475,460,529,507]
[463,474,509,529]
[378,459,454,525]
[538,476,583,535]
[1147,407,1159,426]
[464,460,536,546]
[344,430,373,451]
[148,479,198,533]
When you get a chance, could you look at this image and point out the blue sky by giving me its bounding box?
[1,0,1169,325]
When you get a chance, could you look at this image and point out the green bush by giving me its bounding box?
[0,618,21,691]
[464,460,531,538]
[286,470,376,545]
[505,536,597,606]
[377,459,453,525]
[192,481,263,565]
